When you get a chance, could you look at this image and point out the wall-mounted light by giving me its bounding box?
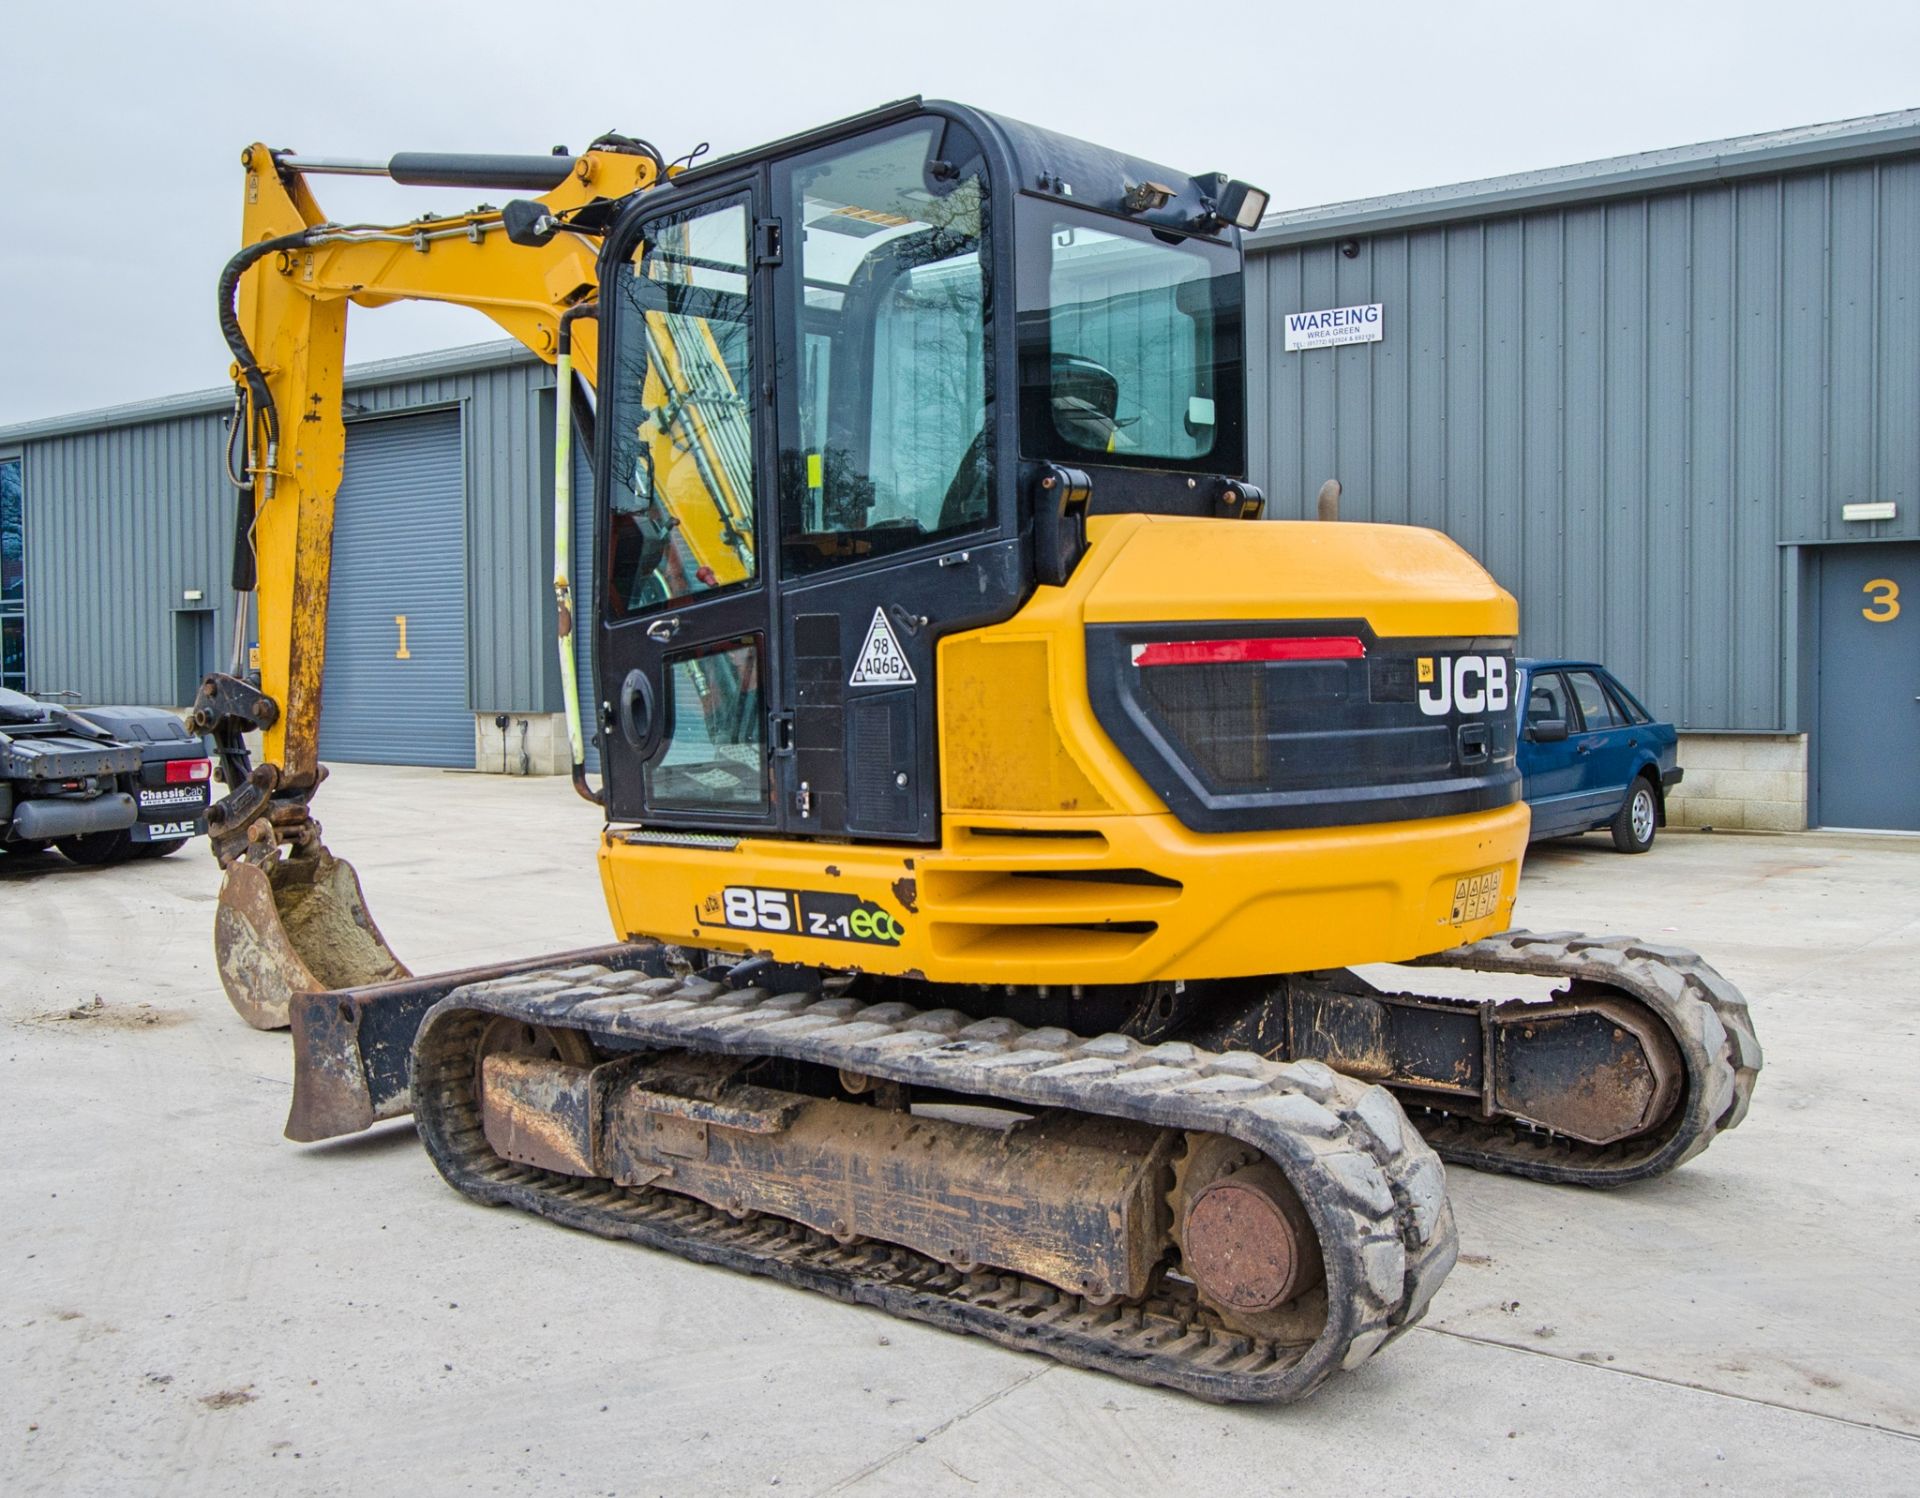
[183,588,204,602]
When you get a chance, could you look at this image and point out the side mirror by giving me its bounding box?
[1526,718,1569,744]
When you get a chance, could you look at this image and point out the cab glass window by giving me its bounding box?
[647,637,767,812]
[605,195,757,617]
[1567,671,1619,730]
[1017,203,1244,474]
[778,121,991,574]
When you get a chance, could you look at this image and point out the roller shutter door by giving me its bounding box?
[319,409,471,767]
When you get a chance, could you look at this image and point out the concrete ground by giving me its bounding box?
[2,763,1916,1496]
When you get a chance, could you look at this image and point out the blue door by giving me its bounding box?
[319,409,471,767]
[1564,669,1635,823]
[1817,543,1920,830]
[1521,670,1584,835]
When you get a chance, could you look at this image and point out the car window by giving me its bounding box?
[1525,673,1569,726]
[1604,675,1652,725]
[1567,671,1619,731]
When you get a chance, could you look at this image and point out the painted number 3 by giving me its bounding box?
[1861,579,1900,624]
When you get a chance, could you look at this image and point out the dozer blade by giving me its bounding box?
[214,843,408,1031]
[284,942,678,1142]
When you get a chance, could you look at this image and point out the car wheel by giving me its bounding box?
[55,829,137,866]
[134,837,189,859]
[1611,777,1658,854]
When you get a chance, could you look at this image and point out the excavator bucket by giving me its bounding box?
[214,842,408,1030]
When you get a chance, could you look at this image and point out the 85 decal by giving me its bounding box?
[702,885,906,947]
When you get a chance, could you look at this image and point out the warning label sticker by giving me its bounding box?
[848,607,916,686]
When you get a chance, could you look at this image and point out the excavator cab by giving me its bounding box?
[583,101,1261,844]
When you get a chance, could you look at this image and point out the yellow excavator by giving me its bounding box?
[195,100,1760,1403]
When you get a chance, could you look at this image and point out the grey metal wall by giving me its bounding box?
[6,344,558,715]
[1247,155,1920,733]
[13,408,231,703]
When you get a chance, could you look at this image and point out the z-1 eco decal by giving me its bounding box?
[702,885,906,947]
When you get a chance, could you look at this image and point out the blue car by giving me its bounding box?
[1517,660,1682,853]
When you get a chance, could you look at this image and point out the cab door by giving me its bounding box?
[594,184,781,832]
[767,116,1014,843]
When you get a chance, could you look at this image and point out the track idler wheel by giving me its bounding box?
[215,842,409,1030]
[1170,1133,1327,1343]
[1491,989,1683,1146]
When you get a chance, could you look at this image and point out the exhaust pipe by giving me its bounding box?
[1316,479,1342,522]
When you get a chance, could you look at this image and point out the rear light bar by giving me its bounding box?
[1129,636,1366,667]
[165,758,213,784]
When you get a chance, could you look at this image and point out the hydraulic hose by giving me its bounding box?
[217,227,315,592]
[555,301,604,807]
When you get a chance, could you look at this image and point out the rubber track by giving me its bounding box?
[1407,930,1763,1186]
[411,966,1459,1403]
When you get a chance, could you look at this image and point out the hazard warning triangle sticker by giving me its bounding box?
[848,607,916,686]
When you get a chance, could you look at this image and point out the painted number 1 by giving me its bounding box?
[1861,579,1900,624]
[394,614,412,659]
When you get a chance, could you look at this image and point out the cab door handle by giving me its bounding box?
[646,616,681,644]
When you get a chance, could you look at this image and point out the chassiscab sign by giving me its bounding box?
[1283,302,1383,352]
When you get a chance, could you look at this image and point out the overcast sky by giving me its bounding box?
[3,0,1916,424]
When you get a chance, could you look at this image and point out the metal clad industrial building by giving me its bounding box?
[15,405,233,707]
[0,344,571,771]
[1246,109,1920,829]
[1,108,1915,826]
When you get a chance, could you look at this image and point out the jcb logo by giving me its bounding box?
[1417,655,1510,716]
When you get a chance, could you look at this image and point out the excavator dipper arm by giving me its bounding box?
[199,141,658,1028]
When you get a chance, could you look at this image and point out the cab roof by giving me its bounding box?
[670,96,1241,241]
